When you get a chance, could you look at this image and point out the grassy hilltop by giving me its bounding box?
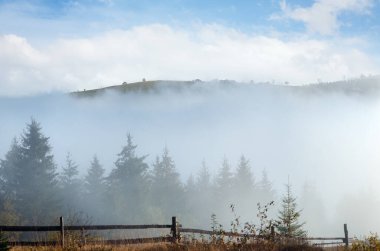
[70,76,380,98]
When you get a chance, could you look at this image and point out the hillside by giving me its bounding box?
[70,76,380,98]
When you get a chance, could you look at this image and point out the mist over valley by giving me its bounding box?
[1,78,380,237]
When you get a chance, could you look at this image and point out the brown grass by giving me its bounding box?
[10,242,331,251]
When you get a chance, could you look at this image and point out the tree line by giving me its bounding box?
[0,119,305,237]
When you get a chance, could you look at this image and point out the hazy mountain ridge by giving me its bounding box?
[71,76,380,98]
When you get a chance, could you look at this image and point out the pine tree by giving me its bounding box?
[107,134,149,223]
[215,156,233,193]
[213,157,234,225]
[0,119,59,224]
[196,160,211,191]
[185,174,196,194]
[232,155,257,218]
[276,182,306,238]
[0,138,21,200]
[84,155,106,220]
[59,153,81,211]
[85,155,105,196]
[182,173,198,226]
[60,153,79,188]
[192,160,214,227]
[233,155,255,193]
[150,147,183,220]
[258,169,276,204]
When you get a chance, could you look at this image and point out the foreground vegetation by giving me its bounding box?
[8,243,327,251]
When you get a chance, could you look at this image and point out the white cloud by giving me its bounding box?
[275,0,373,35]
[0,24,378,96]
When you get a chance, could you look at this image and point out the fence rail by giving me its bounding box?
[0,217,351,247]
[0,224,173,232]
[179,224,351,247]
[0,216,178,247]
[7,237,174,247]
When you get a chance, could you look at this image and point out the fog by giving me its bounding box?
[1,78,380,237]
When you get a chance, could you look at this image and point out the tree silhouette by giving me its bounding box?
[276,182,306,238]
[0,119,59,224]
[107,134,149,222]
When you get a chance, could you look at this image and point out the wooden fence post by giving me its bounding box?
[171,216,177,243]
[60,216,65,248]
[343,223,348,247]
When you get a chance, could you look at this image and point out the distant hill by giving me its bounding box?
[71,76,380,98]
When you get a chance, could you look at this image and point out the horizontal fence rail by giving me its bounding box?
[0,224,173,232]
[0,217,351,248]
[7,237,174,247]
[179,225,351,247]
[180,228,255,237]
[0,216,179,247]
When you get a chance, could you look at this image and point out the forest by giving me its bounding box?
[0,119,280,229]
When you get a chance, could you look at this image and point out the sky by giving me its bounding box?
[0,0,380,96]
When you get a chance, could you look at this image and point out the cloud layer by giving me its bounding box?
[277,0,373,35]
[0,23,378,96]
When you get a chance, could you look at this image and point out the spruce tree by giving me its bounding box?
[213,157,234,225]
[150,147,183,220]
[258,169,276,204]
[215,156,233,193]
[233,155,255,193]
[0,138,21,200]
[60,153,79,188]
[0,119,60,224]
[276,182,306,238]
[59,153,81,211]
[196,160,211,191]
[233,155,256,218]
[85,155,105,197]
[84,155,106,220]
[193,160,214,227]
[107,134,149,223]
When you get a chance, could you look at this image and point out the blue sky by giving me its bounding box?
[1,0,379,39]
[0,0,379,95]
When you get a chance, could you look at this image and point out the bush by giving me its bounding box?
[351,233,380,250]
[0,232,10,251]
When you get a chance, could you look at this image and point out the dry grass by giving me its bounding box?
[9,242,329,251]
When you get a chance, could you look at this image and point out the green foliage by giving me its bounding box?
[352,233,380,251]
[85,155,105,195]
[276,183,306,238]
[214,157,234,217]
[258,169,275,204]
[107,134,150,222]
[84,155,106,219]
[0,119,60,224]
[233,155,255,193]
[60,153,79,187]
[210,213,225,244]
[0,231,9,251]
[60,153,81,210]
[150,147,184,220]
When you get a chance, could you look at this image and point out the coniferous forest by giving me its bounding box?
[0,119,279,229]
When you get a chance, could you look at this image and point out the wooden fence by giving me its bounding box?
[0,216,178,247]
[0,217,350,247]
[180,223,350,247]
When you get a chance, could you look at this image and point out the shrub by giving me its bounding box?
[351,233,380,251]
[0,232,10,251]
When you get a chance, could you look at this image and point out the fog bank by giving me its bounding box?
[1,78,380,236]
